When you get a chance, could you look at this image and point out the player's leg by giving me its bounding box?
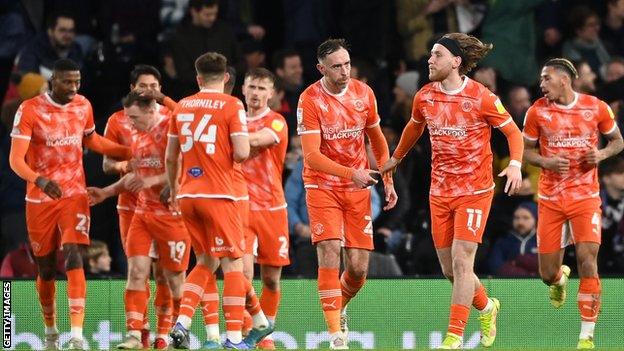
[307,188,345,348]
[241,201,255,336]
[26,200,61,350]
[537,199,570,308]
[200,270,221,348]
[152,263,173,349]
[58,195,91,349]
[569,198,602,349]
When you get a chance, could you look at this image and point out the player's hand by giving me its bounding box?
[580,148,604,166]
[169,185,180,212]
[160,185,171,206]
[121,173,144,192]
[35,176,62,199]
[542,155,570,174]
[376,227,392,237]
[383,182,398,210]
[86,187,108,206]
[351,168,379,188]
[498,164,522,195]
[115,160,131,174]
[380,157,401,177]
[139,89,166,104]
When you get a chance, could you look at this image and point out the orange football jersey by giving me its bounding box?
[11,93,95,203]
[412,77,513,197]
[297,78,379,190]
[169,89,248,199]
[523,93,616,200]
[104,109,138,212]
[242,108,288,210]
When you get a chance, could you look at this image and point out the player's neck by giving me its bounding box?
[555,89,576,106]
[199,82,224,93]
[49,92,70,105]
[247,105,269,117]
[322,77,348,95]
[440,73,464,92]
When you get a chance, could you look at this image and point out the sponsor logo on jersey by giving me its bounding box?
[45,135,81,147]
[547,136,591,148]
[322,124,364,140]
[187,167,203,178]
[137,157,162,168]
[429,124,467,138]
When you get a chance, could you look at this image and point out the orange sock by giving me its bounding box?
[260,287,280,321]
[223,271,246,335]
[177,264,211,326]
[36,276,56,328]
[244,279,262,316]
[578,277,601,323]
[448,304,470,337]
[243,310,253,335]
[340,271,365,308]
[472,284,489,311]
[318,267,341,334]
[66,268,86,331]
[125,289,150,332]
[154,283,173,337]
[143,280,151,330]
[201,273,220,326]
[172,298,181,322]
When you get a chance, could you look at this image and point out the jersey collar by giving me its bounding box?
[438,76,468,95]
[246,107,271,121]
[553,92,578,109]
[320,77,349,97]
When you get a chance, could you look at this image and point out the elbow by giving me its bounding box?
[233,147,250,163]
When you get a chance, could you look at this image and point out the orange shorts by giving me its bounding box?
[246,208,290,266]
[118,209,135,253]
[179,198,245,258]
[430,191,493,249]
[306,188,373,250]
[25,195,91,257]
[126,212,191,271]
[537,197,601,254]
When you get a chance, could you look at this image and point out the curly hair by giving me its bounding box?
[443,33,493,75]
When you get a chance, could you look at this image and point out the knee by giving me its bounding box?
[262,275,280,291]
[346,267,368,281]
[63,245,84,270]
[38,265,56,280]
[128,264,149,284]
[441,267,454,282]
[451,257,471,277]
[579,258,598,277]
[154,268,168,285]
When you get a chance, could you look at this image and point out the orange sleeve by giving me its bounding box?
[301,133,354,180]
[84,133,132,160]
[366,124,389,170]
[499,121,524,164]
[365,86,381,128]
[9,138,39,183]
[598,100,617,135]
[522,106,539,141]
[104,114,120,142]
[163,96,179,112]
[228,100,248,136]
[393,119,427,160]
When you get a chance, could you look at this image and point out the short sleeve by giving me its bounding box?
[410,92,425,123]
[83,101,96,136]
[365,86,380,128]
[522,106,539,141]
[10,102,35,140]
[481,92,513,128]
[597,100,617,135]
[104,115,119,142]
[229,100,248,137]
[267,115,288,143]
[168,105,180,137]
[297,92,320,135]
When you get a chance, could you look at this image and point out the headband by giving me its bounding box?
[436,37,466,64]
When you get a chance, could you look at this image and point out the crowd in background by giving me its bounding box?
[2,0,624,278]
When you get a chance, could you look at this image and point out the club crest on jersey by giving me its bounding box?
[461,101,473,112]
[352,99,365,112]
[187,167,203,178]
[582,110,593,121]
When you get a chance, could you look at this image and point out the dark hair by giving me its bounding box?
[600,156,624,177]
[53,58,80,72]
[122,90,154,109]
[245,67,275,84]
[568,5,599,33]
[195,52,227,81]
[351,58,375,82]
[129,65,161,85]
[442,33,493,75]
[317,38,349,61]
[46,11,75,30]
[272,49,300,70]
[224,65,237,94]
[544,58,579,79]
[189,0,218,11]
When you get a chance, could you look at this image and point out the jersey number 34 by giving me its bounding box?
[177,113,217,154]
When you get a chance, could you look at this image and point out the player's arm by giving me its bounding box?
[582,101,624,165]
[229,103,251,162]
[381,118,426,177]
[165,134,181,202]
[86,177,126,206]
[102,120,130,174]
[84,132,132,160]
[591,127,624,163]
[140,89,179,111]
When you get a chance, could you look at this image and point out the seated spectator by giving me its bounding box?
[599,156,624,272]
[84,240,113,278]
[15,12,83,80]
[562,6,610,76]
[605,57,624,83]
[572,60,598,94]
[601,0,624,57]
[0,243,65,278]
[488,202,538,276]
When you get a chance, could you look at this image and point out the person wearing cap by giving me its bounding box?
[382,33,524,349]
[523,58,624,349]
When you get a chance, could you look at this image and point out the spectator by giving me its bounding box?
[390,71,419,130]
[163,0,239,99]
[15,12,84,80]
[488,202,538,276]
[601,0,624,57]
[506,86,531,125]
[472,66,498,94]
[604,57,624,83]
[218,0,266,41]
[84,240,113,278]
[0,2,35,100]
[599,157,624,251]
[572,60,597,94]
[562,6,610,76]
[0,243,65,278]
[272,49,303,137]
